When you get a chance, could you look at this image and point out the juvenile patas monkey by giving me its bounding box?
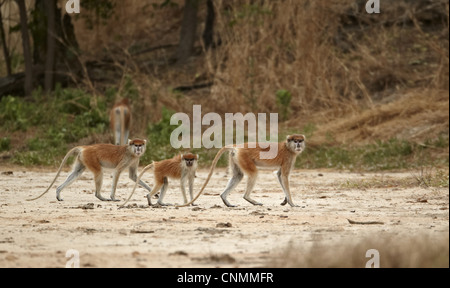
[27,139,152,202]
[110,98,131,145]
[178,134,306,208]
[121,153,198,207]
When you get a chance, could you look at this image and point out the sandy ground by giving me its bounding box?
[0,166,448,268]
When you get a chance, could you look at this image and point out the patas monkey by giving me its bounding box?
[121,153,198,207]
[178,134,306,208]
[27,139,152,202]
[110,98,131,145]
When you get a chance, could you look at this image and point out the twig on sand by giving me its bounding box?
[347,219,384,225]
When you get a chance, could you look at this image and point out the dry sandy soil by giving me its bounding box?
[0,166,448,268]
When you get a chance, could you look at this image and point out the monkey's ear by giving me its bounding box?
[143,139,147,145]
[286,135,292,142]
[196,154,200,161]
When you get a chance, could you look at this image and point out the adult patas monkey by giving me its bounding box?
[27,139,152,202]
[110,98,131,145]
[121,153,198,207]
[178,134,306,208]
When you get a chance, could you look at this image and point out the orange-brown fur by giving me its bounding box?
[121,153,199,207]
[178,134,306,208]
[27,139,151,202]
[110,98,131,145]
[153,154,185,184]
[233,141,299,174]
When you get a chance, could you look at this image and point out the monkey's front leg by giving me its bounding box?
[276,169,289,206]
[188,176,198,206]
[180,177,188,204]
[280,174,299,207]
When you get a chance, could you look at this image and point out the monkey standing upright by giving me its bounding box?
[178,134,306,208]
[27,139,152,202]
[110,98,131,146]
[121,153,199,207]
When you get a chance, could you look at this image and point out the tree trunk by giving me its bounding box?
[0,5,12,76]
[29,0,80,93]
[44,0,56,93]
[16,0,33,96]
[202,0,215,51]
[32,0,46,66]
[175,0,199,64]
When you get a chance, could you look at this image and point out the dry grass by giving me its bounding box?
[206,0,449,118]
[340,168,449,189]
[116,0,448,145]
[208,0,360,114]
[310,89,449,145]
[267,234,449,268]
[2,0,449,147]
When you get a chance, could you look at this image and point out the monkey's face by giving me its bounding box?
[185,158,195,167]
[129,139,147,157]
[182,154,198,168]
[286,135,306,153]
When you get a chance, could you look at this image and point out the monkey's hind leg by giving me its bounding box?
[243,172,262,206]
[220,158,244,207]
[156,178,172,206]
[56,161,86,201]
[147,183,163,206]
[93,171,109,201]
[128,166,152,193]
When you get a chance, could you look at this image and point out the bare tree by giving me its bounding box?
[175,0,199,64]
[202,0,215,51]
[0,0,12,76]
[44,0,56,93]
[16,0,33,96]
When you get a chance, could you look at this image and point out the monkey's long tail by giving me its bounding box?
[119,163,154,208]
[176,146,232,208]
[26,147,81,201]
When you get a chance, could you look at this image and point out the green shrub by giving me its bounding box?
[0,96,34,131]
[296,138,448,171]
[143,107,178,163]
[0,88,109,166]
[276,89,292,122]
[0,137,10,152]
